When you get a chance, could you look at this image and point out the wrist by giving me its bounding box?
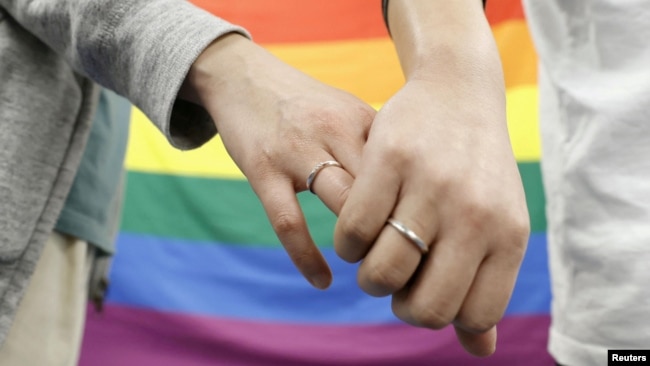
[404,37,503,89]
[179,33,254,107]
[389,0,499,83]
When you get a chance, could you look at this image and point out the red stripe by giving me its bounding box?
[486,0,527,25]
[190,0,388,44]
[191,0,526,44]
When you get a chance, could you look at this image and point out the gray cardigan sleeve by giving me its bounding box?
[0,0,250,149]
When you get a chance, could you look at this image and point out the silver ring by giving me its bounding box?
[306,160,342,194]
[387,218,429,254]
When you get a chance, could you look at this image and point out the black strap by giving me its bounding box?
[382,0,390,32]
[382,0,487,33]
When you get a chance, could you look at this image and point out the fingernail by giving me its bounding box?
[310,274,331,290]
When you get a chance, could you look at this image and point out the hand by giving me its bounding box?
[334,77,530,356]
[183,34,375,289]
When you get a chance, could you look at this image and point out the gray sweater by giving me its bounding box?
[0,0,246,343]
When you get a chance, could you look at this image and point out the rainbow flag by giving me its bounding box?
[80,1,552,364]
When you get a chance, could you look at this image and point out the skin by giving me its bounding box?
[180,33,374,289]
[181,0,529,357]
[334,0,530,357]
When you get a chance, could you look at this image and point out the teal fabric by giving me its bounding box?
[55,89,130,254]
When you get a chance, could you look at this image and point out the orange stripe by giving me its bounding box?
[190,0,388,44]
[493,20,537,88]
[486,0,526,26]
[267,39,403,105]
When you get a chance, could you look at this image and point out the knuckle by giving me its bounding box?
[501,218,530,262]
[359,262,407,295]
[335,211,375,263]
[359,105,375,127]
[493,205,531,257]
[272,212,303,236]
[309,109,343,136]
[250,144,283,178]
[509,214,531,244]
[460,198,493,233]
[338,212,376,247]
[456,314,499,334]
[382,141,412,167]
[251,145,273,169]
[410,303,454,330]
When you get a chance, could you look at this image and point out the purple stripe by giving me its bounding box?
[80,304,554,366]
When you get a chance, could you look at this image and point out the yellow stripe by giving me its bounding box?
[125,108,245,179]
[266,39,404,104]
[507,85,540,161]
[492,20,538,89]
[125,86,540,176]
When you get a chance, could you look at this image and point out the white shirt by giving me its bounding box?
[523,1,650,365]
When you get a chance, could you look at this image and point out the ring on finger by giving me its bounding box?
[386,218,429,254]
[306,160,342,194]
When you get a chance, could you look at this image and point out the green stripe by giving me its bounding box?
[121,162,546,247]
[121,172,336,247]
[519,162,547,233]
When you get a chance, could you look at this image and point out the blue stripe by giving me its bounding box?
[507,233,551,314]
[107,233,549,323]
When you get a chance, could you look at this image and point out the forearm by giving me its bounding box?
[386,0,502,87]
